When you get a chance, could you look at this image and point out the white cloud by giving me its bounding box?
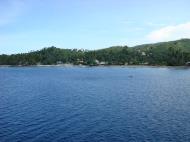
[146,22,190,42]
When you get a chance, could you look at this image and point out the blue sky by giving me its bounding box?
[0,0,190,54]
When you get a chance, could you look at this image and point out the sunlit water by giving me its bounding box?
[0,66,190,142]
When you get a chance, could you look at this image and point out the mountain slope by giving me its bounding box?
[0,39,190,66]
[133,38,190,53]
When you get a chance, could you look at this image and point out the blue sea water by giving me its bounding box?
[0,66,190,142]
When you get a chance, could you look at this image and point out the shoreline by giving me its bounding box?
[0,64,189,68]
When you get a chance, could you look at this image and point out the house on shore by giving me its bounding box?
[94,60,107,65]
[186,62,190,66]
[56,61,63,65]
[98,61,107,65]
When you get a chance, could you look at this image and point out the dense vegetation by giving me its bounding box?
[0,39,190,66]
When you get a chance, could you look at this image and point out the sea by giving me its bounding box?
[0,66,190,142]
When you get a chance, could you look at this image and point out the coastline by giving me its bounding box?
[0,64,189,68]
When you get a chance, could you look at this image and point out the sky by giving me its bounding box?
[0,0,190,54]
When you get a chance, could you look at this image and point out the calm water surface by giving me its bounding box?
[0,66,190,142]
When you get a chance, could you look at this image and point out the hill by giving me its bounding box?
[0,39,190,66]
[134,38,190,52]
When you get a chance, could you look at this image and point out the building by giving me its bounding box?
[186,62,190,66]
[56,61,63,65]
[141,52,146,56]
[100,62,107,65]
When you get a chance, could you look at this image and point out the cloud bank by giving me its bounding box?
[146,22,190,42]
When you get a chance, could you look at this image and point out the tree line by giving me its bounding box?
[0,39,190,66]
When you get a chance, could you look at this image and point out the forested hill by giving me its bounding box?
[0,39,190,66]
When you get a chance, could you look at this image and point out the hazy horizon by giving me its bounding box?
[0,0,190,54]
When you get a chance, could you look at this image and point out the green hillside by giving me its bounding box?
[134,38,190,53]
[0,39,190,66]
